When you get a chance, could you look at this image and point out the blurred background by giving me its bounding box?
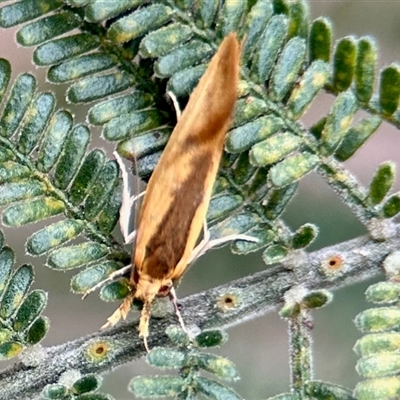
[1,1,400,399]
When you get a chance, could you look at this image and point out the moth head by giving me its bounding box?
[133,269,173,302]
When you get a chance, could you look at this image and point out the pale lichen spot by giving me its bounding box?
[340,115,352,131]
[313,71,327,86]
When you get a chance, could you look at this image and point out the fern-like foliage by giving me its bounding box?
[353,252,400,399]
[0,229,48,360]
[1,0,400,399]
[131,326,241,399]
[41,370,116,400]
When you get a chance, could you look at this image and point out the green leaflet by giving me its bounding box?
[0,73,36,138]
[242,0,273,61]
[231,97,269,128]
[209,210,261,240]
[232,152,257,185]
[0,180,46,206]
[26,220,85,256]
[88,91,154,125]
[226,115,284,154]
[220,0,247,37]
[147,348,186,369]
[107,4,173,43]
[197,376,241,400]
[263,244,288,265]
[270,36,306,101]
[13,290,47,332]
[86,0,146,23]
[26,316,49,345]
[73,374,102,394]
[71,261,123,294]
[0,342,23,360]
[379,64,400,116]
[48,243,108,270]
[354,377,400,400]
[117,128,171,160]
[129,376,186,398]
[291,223,318,249]
[3,198,65,227]
[287,0,309,39]
[67,71,134,104]
[0,264,33,319]
[0,162,30,183]
[33,33,100,66]
[357,354,400,379]
[207,193,244,223]
[17,11,82,46]
[155,40,213,78]
[140,23,193,58]
[0,58,11,102]
[167,64,206,97]
[332,36,357,92]
[269,152,319,187]
[250,131,302,166]
[17,92,56,155]
[355,307,400,333]
[48,53,117,83]
[36,110,73,172]
[0,0,63,28]
[365,282,400,305]
[356,37,377,103]
[102,110,164,141]
[305,381,355,400]
[84,160,119,220]
[100,280,130,302]
[309,17,331,62]
[54,124,90,189]
[355,332,400,357]
[382,194,400,218]
[231,225,275,255]
[69,150,106,205]
[0,247,14,299]
[197,353,239,381]
[335,115,381,161]
[254,14,288,82]
[367,162,396,206]
[97,179,122,234]
[287,60,330,119]
[320,90,358,156]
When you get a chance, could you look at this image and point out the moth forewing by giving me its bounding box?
[135,33,240,282]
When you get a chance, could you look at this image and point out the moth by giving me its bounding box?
[89,33,255,350]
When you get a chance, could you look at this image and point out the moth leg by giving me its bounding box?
[100,292,134,330]
[188,220,259,264]
[167,91,182,120]
[81,265,131,300]
[169,287,190,336]
[114,151,145,244]
[138,300,152,352]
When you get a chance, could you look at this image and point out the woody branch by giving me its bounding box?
[1,227,394,400]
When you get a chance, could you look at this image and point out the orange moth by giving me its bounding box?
[100,33,249,348]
